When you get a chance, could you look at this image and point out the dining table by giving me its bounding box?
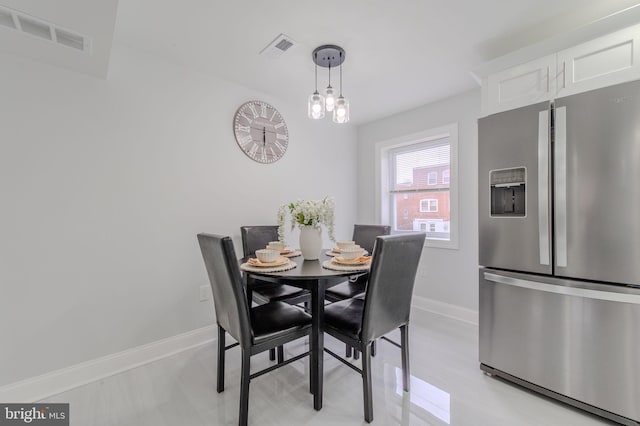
[240,250,370,411]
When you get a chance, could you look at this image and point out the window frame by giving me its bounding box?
[427,171,438,185]
[375,123,459,250]
[420,198,438,212]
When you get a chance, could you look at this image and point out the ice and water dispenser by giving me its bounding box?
[490,167,526,216]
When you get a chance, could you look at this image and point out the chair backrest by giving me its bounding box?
[352,224,391,254]
[197,233,252,347]
[361,233,426,343]
[240,226,279,257]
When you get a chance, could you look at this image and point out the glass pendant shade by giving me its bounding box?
[325,86,336,112]
[333,96,349,123]
[308,91,325,119]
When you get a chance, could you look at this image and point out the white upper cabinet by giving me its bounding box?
[487,56,556,114]
[484,24,640,115]
[557,25,640,98]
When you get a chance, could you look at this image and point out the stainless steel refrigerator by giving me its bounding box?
[478,79,640,425]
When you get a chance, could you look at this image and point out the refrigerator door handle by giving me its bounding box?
[484,272,640,304]
[555,106,568,267]
[538,110,550,265]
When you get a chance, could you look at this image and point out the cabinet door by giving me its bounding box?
[557,24,640,98]
[486,56,556,115]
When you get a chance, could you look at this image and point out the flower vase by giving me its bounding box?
[299,226,322,260]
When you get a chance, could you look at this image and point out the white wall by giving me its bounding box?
[357,90,480,312]
[0,45,357,386]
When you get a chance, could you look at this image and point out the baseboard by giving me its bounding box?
[412,295,479,325]
[0,325,216,403]
[1,298,476,402]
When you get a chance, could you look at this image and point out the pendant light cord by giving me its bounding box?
[314,53,318,93]
[339,52,343,96]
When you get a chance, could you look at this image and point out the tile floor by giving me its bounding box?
[41,311,614,425]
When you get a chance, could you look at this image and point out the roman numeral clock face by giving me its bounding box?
[233,101,289,164]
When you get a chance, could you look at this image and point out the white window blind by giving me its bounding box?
[389,137,451,241]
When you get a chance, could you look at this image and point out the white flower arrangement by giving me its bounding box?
[277,197,336,242]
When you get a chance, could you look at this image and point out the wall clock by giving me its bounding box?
[233,100,289,164]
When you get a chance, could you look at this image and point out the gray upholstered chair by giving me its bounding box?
[325,224,391,358]
[198,233,312,426]
[240,226,310,305]
[325,224,391,302]
[323,233,425,423]
[241,226,311,362]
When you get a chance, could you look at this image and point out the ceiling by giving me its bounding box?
[3,0,640,124]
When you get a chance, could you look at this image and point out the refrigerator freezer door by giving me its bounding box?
[555,80,640,285]
[479,268,640,424]
[478,102,552,274]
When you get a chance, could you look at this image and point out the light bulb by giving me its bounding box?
[308,91,325,120]
[332,96,349,124]
[325,86,335,112]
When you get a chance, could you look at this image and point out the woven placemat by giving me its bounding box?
[321,260,371,272]
[240,260,297,273]
[282,250,302,258]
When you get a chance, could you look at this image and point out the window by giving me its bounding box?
[376,123,458,249]
[420,199,438,212]
[427,172,437,185]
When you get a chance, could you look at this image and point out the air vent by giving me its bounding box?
[0,5,91,53]
[17,15,52,41]
[55,28,84,50]
[260,33,296,58]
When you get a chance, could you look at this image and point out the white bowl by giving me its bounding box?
[337,240,356,250]
[256,249,280,263]
[340,246,365,260]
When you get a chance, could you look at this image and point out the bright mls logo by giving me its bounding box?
[0,404,69,425]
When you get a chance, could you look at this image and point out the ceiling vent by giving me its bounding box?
[260,33,296,59]
[0,5,91,53]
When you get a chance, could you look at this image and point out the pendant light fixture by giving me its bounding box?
[333,50,349,124]
[308,45,349,124]
[307,50,325,119]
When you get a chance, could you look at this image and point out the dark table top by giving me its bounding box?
[241,251,360,281]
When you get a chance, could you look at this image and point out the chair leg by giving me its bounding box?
[239,348,251,426]
[400,324,410,392]
[277,345,284,363]
[345,344,352,358]
[371,339,376,357]
[269,348,276,361]
[353,349,360,360]
[362,343,374,423]
[217,325,225,393]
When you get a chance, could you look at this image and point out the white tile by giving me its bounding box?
[41,312,612,425]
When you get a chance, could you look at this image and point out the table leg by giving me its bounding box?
[311,279,325,410]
